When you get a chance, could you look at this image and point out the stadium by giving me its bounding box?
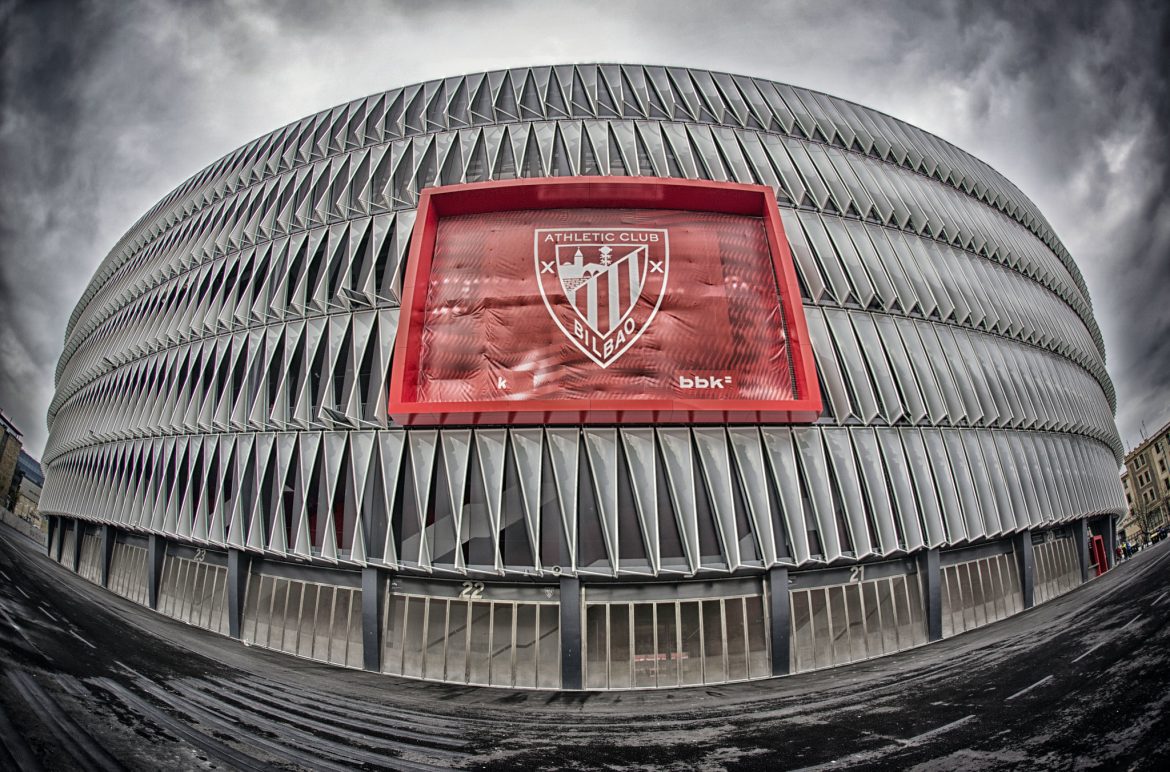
[40,64,1125,690]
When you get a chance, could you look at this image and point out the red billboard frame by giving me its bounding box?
[389,176,822,426]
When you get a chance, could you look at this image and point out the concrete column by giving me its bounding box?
[1015,530,1035,609]
[361,566,387,672]
[918,548,942,642]
[559,576,582,690]
[147,534,166,609]
[46,516,57,559]
[1073,518,1090,583]
[100,525,115,588]
[768,566,791,677]
[53,517,62,562]
[70,519,82,573]
[227,548,250,639]
[1105,517,1118,569]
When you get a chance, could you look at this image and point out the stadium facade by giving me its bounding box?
[41,65,1124,690]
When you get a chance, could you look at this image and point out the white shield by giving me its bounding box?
[535,228,669,368]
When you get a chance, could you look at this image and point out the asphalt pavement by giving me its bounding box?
[1,524,1169,771]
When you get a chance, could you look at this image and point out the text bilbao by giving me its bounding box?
[414,209,796,402]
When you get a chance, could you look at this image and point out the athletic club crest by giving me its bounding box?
[534,228,669,368]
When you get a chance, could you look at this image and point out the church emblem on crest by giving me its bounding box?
[534,228,669,368]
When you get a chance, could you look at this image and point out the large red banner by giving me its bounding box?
[390,178,821,425]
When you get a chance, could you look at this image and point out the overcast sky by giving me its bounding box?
[1,0,1167,461]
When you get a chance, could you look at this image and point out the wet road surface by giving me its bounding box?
[2,525,1169,770]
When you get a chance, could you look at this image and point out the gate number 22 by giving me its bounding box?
[459,581,485,599]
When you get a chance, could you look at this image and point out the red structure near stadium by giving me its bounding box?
[390,177,821,425]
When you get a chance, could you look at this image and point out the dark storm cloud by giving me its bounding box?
[0,0,121,451]
[0,0,1166,458]
[923,0,1170,450]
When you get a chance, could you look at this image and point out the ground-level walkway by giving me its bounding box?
[1,524,1168,770]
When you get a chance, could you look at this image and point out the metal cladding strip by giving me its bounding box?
[473,428,506,572]
[621,427,662,574]
[657,427,701,573]
[546,428,580,571]
[761,427,812,565]
[375,430,404,565]
[693,427,743,571]
[510,427,546,571]
[728,427,779,566]
[583,428,621,575]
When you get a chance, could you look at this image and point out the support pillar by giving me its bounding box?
[1073,518,1090,583]
[1105,517,1118,569]
[100,525,115,588]
[361,566,387,672]
[53,517,64,562]
[1015,530,1035,609]
[918,548,942,642]
[46,516,57,559]
[70,519,82,573]
[227,548,250,639]
[768,566,791,677]
[147,534,166,610]
[559,576,582,690]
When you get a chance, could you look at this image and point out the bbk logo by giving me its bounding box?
[534,228,669,368]
[678,373,735,390]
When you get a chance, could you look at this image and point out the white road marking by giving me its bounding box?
[68,629,97,649]
[1153,591,1167,606]
[1072,642,1105,663]
[14,584,30,599]
[0,606,44,657]
[901,714,976,746]
[0,570,10,581]
[1072,611,1150,663]
[789,715,975,770]
[1006,675,1053,701]
[39,606,58,622]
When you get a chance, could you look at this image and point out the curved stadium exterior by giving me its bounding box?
[41,65,1124,690]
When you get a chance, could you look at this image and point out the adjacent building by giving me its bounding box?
[1119,419,1170,543]
[40,65,1125,690]
[0,410,23,512]
[12,450,44,525]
